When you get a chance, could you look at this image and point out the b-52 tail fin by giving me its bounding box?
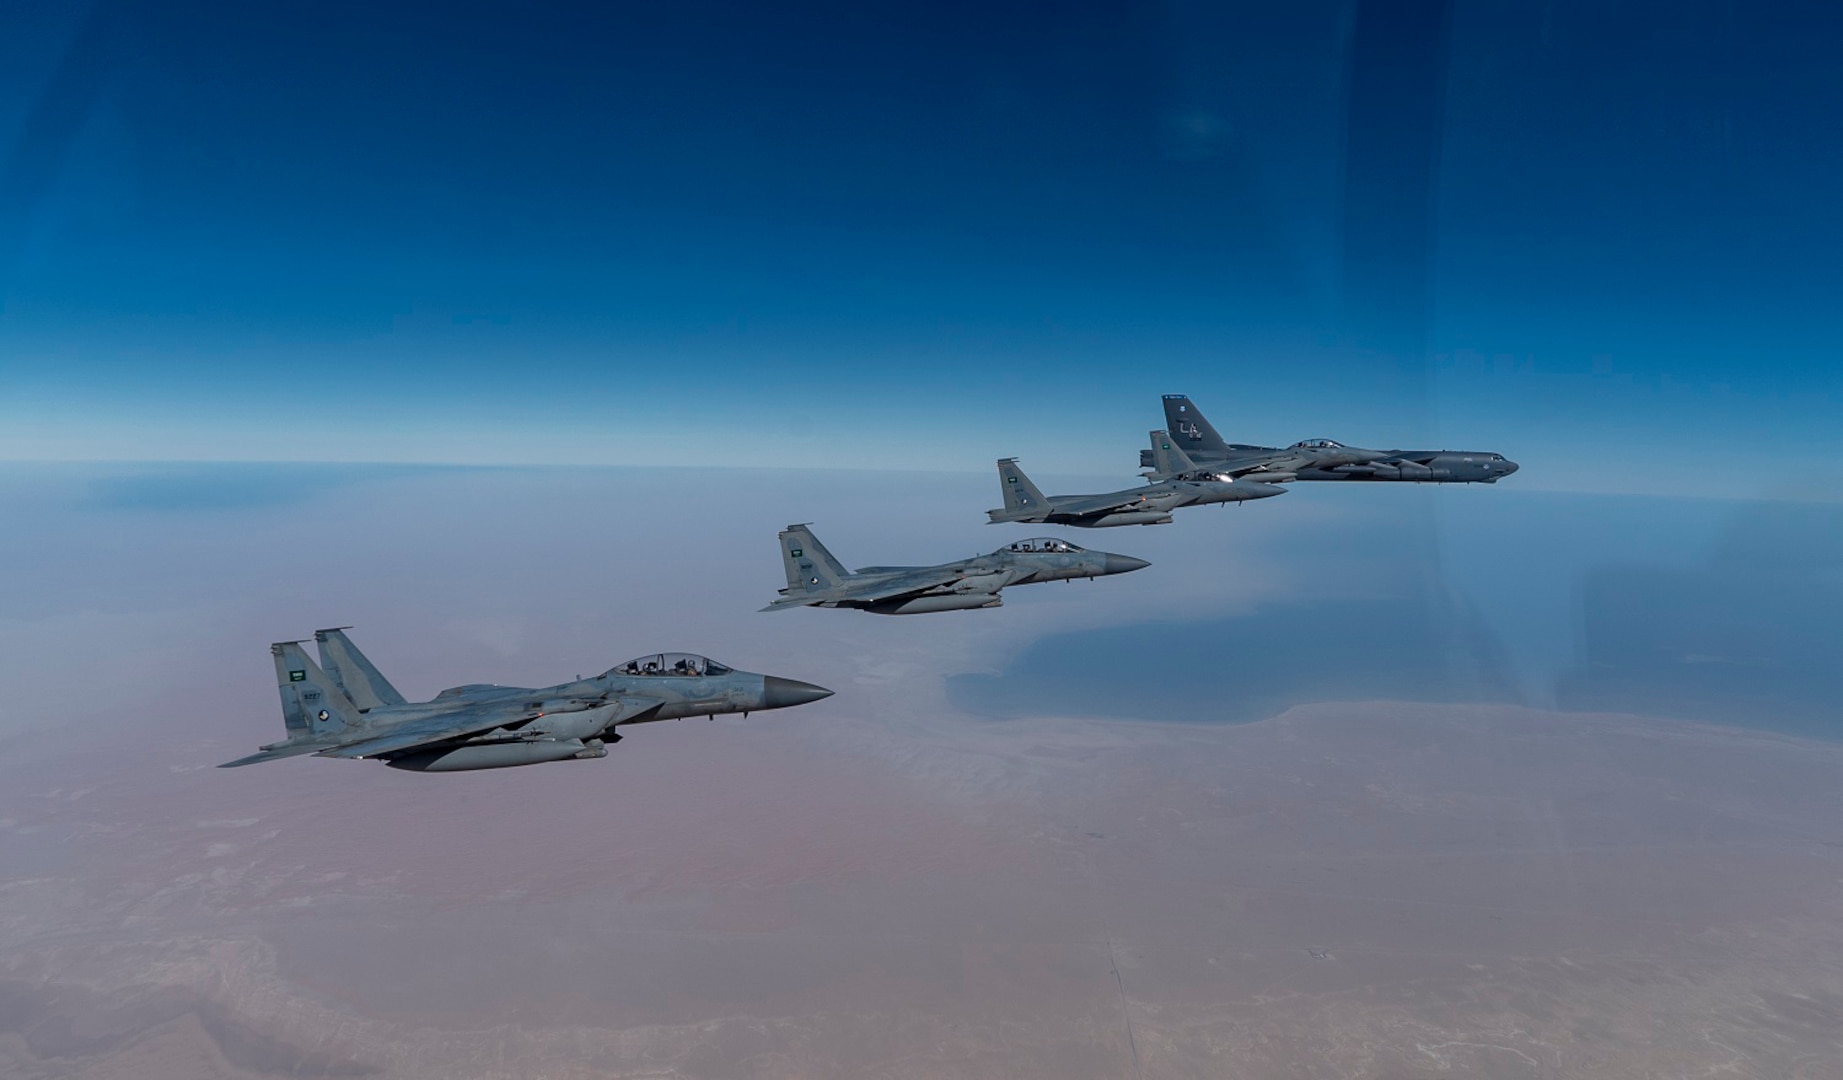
[777,524,848,598]
[314,628,406,711]
[1162,394,1228,457]
[989,458,1049,522]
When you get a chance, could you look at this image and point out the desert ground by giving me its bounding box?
[4,695,1840,1079]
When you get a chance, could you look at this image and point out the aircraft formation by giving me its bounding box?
[226,393,1515,772]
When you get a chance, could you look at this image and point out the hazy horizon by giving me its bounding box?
[5,1,1841,1075]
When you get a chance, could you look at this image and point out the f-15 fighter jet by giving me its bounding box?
[987,456,1284,528]
[1146,394,1519,483]
[221,628,832,772]
[1141,428,1385,485]
[763,524,1148,614]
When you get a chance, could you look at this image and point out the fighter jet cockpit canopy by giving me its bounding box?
[609,653,732,677]
[1006,538,1084,554]
[1290,438,1347,449]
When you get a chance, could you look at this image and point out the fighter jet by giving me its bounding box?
[1140,428,1384,485]
[987,456,1284,528]
[763,524,1148,614]
[1146,394,1519,483]
[221,628,832,772]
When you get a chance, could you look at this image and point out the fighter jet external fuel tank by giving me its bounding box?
[220,629,832,772]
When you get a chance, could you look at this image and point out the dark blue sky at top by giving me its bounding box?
[1,0,1838,480]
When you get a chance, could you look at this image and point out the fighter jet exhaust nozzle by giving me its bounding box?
[761,677,835,710]
[866,594,1005,615]
[383,739,605,772]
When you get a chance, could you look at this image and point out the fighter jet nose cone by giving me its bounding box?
[1103,554,1151,575]
[762,676,834,710]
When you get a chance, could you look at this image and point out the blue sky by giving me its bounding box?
[2,1,1838,494]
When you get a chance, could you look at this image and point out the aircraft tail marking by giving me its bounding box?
[993,458,1048,517]
[1147,429,1201,479]
[779,524,848,595]
[273,642,363,740]
[1162,394,1227,455]
[314,628,406,711]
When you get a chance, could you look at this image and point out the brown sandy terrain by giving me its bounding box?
[2,701,1841,1079]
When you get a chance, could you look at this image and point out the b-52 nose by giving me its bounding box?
[1102,554,1151,575]
[762,676,835,710]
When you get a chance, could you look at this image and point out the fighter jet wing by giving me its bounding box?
[764,566,1008,609]
[1050,491,1166,517]
[317,697,659,759]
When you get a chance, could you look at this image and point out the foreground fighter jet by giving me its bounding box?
[987,456,1284,528]
[1146,394,1519,483]
[764,524,1148,614]
[221,628,832,772]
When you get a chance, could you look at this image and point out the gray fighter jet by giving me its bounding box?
[764,524,1148,614]
[1145,394,1519,483]
[987,456,1284,528]
[221,628,832,772]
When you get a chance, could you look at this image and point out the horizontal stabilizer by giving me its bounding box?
[218,743,327,768]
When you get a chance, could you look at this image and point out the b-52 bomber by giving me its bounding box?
[221,628,832,772]
[764,523,1148,614]
[986,456,1284,528]
[1146,394,1519,483]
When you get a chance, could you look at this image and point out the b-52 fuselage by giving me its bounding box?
[987,456,1283,528]
[222,629,831,772]
[1146,394,1519,484]
[764,524,1147,614]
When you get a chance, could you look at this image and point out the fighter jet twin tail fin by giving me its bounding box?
[989,458,1049,521]
[777,524,849,599]
[270,641,363,742]
[227,631,408,766]
[314,627,406,710]
[1144,430,1204,481]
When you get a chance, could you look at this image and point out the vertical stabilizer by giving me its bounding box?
[779,524,848,595]
[994,458,1048,516]
[273,642,363,740]
[1147,430,1202,479]
[1162,394,1228,456]
[315,628,406,710]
